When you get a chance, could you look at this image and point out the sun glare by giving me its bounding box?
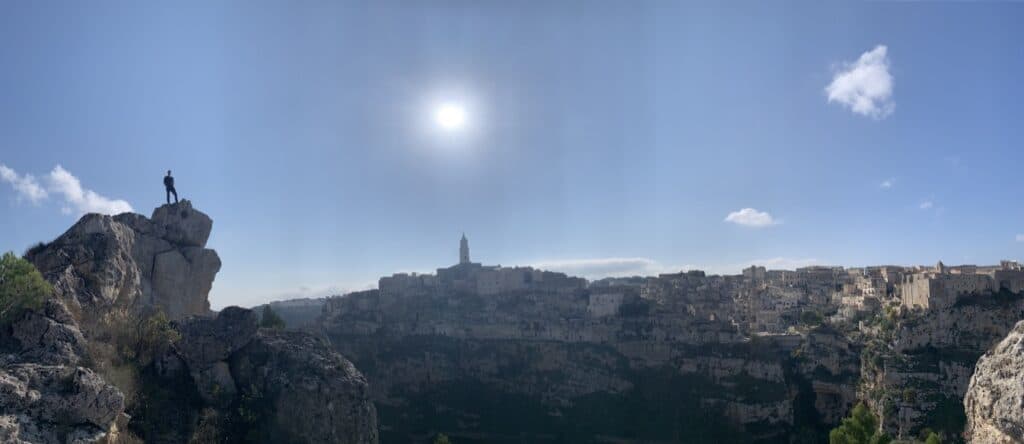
[434,102,467,131]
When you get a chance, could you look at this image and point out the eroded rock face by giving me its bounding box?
[964,320,1024,444]
[26,200,220,320]
[0,300,126,444]
[175,306,258,406]
[172,307,379,443]
[12,203,378,443]
[232,329,379,444]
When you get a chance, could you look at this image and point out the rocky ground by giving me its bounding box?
[1,202,378,443]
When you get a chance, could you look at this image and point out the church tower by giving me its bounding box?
[459,233,470,264]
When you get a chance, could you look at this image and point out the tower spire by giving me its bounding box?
[459,233,470,265]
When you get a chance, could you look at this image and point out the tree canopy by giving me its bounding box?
[0,252,52,323]
[829,403,891,444]
[260,305,286,329]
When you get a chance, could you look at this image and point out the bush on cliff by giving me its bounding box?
[260,305,286,329]
[0,251,52,323]
[829,403,891,444]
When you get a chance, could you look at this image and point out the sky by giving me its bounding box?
[1,1,1023,308]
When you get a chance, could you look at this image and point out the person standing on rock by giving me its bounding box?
[164,170,178,204]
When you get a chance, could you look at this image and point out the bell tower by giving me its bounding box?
[459,233,470,265]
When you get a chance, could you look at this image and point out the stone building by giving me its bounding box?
[899,261,999,310]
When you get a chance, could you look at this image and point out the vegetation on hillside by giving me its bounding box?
[0,251,52,323]
[829,403,891,444]
[260,305,286,329]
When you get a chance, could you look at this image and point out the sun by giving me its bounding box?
[434,102,467,131]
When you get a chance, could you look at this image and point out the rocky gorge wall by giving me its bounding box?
[318,289,859,443]
[318,281,1024,443]
[859,291,1024,439]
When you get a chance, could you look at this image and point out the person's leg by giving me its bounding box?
[171,187,178,204]
[166,189,171,204]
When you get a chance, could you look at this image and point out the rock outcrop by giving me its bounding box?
[232,329,379,444]
[6,202,378,443]
[168,308,379,443]
[0,299,126,444]
[26,200,220,320]
[964,320,1024,444]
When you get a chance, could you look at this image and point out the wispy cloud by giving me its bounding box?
[919,201,934,210]
[1,164,133,215]
[0,163,48,204]
[1016,234,1024,242]
[46,165,133,215]
[708,257,820,275]
[826,45,894,119]
[724,208,778,227]
[529,256,821,280]
[879,178,894,189]
[530,257,685,279]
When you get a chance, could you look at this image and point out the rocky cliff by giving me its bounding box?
[319,288,844,443]
[0,299,126,443]
[2,202,378,443]
[26,200,219,321]
[964,320,1024,444]
[859,292,1024,439]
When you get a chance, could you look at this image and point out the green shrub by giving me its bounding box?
[260,305,286,329]
[135,311,180,365]
[829,403,891,444]
[800,310,824,326]
[0,251,52,323]
[433,433,452,444]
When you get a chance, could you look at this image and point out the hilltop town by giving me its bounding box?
[318,235,1024,442]
[338,235,1024,337]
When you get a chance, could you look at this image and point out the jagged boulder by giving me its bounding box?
[0,364,125,443]
[174,307,258,405]
[150,200,213,247]
[9,299,87,366]
[0,296,127,444]
[26,200,220,320]
[964,320,1024,444]
[231,329,379,444]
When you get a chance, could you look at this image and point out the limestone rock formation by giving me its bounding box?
[170,307,379,443]
[26,200,220,320]
[174,306,258,405]
[6,202,378,443]
[232,329,380,444]
[0,299,126,444]
[964,320,1024,444]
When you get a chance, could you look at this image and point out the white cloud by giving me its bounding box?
[880,179,894,189]
[0,163,48,204]
[707,257,820,275]
[530,257,686,279]
[1016,234,1024,242]
[919,201,934,210]
[826,45,895,119]
[724,208,778,227]
[46,165,133,215]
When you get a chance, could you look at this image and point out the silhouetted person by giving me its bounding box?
[164,170,178,204]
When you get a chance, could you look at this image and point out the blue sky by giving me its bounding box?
[1,1,1022,308]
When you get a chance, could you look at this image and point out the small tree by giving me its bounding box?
[829,403,891,444]
[260,305,285,329]
[0,252,52,323]
[134,310,180,365]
